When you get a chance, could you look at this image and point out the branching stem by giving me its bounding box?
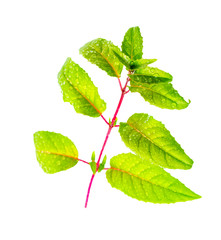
[84,75,131,208]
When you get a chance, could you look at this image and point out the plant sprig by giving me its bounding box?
[33,26,201,208]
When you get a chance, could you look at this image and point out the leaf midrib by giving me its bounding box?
[36,149,78,161]
[132,73,169,79]
[126,122,192,167]
[130,84,178,104]
[130,29,134,60]
[91,45,120,78]
[109,167,196,199]
[63,72,102,116]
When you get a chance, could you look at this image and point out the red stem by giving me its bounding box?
[118,78,123,91]
[77,158,89,165]
[96,126,112,168]
[100,114,109,126]
[84,174,95,208]
[84,76,130,208]
[111,77,130,126]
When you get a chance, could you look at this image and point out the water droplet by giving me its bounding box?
[171,103,176,109]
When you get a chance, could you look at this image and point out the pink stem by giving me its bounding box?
[96,126,112,168]
[84,76,130,208]
[84,126,112,208]
[77,158,89,165]
[103,167,110,170]
[100,114,109,126]
[118,78,123,91]
[84,174,95,208]
[111,77,130,126]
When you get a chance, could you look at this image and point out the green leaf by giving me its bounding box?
[129,67,173,84]
[122,26,143,60]
[119,113,193,169]
[130,81,190,109]
[58,58,106,118]
[79,38,123,78]
[130,58,157,70]
[90,161,97,174]
[112,49,131,69]
[106,153,201,203]
[34,131,78,174]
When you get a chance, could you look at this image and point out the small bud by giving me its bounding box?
[102,155,107,165]
[91,151,95,162]
[89,161,97,174]
[98,155,107,172]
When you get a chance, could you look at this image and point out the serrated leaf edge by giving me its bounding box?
[80,41,121,78]
[130,83,190,108]
[131,73,172,82]
[122,26,143,60]
[125,121,193,168]
[62,69,105,116]
[108,167,201,200]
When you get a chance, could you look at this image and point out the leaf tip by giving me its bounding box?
[195,194,202,200]
[182,158,194,170]
[189,190,202,201]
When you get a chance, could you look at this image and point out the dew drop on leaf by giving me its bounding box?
[171,103,176,109]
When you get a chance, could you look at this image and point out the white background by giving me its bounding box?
[1,0,221,239]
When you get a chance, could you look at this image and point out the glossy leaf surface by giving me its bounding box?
[112,49,131,69]
[34,131,78,174]
[130,58,157,69]
[130,81,190,109]
[119,113,193,169]
[58,58,106,117]
[130,67,172,84]
[106,153,200,203]
[79,38,123,78]
[122,26,143,60]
